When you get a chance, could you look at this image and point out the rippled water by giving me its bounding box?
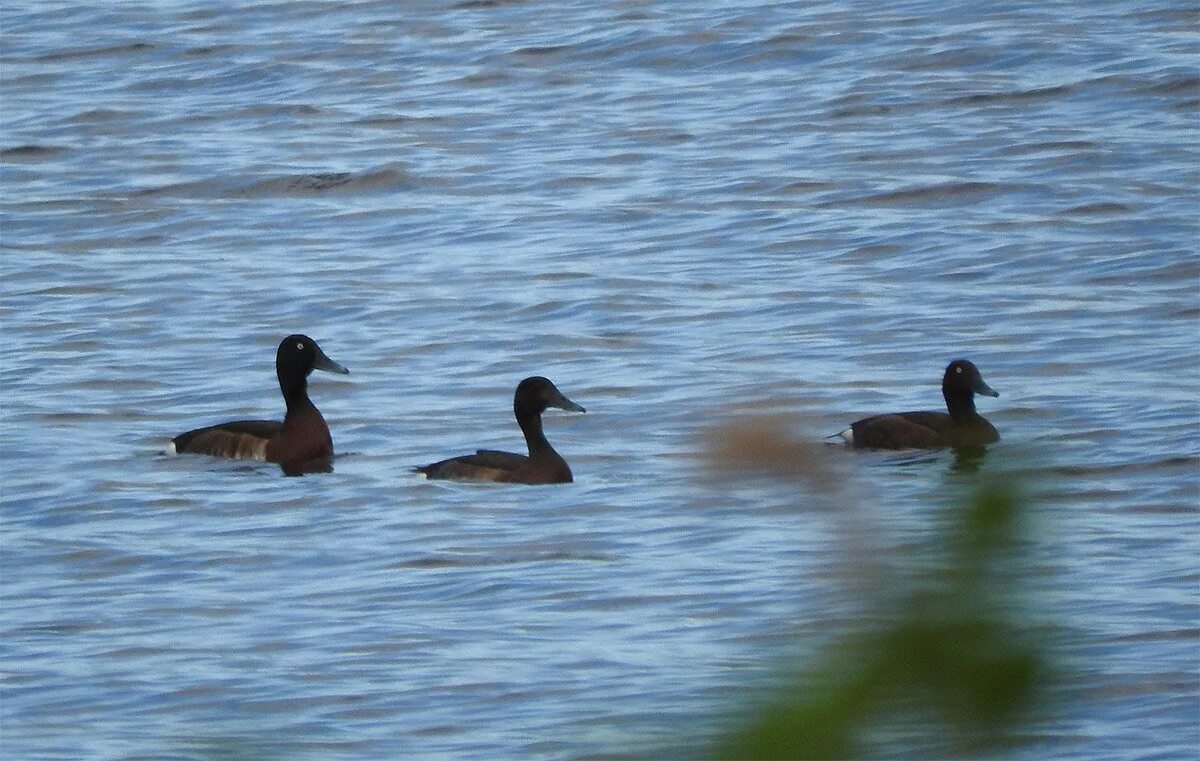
[2,2,1197,759]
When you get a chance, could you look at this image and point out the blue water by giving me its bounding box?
[2,2,1197,759]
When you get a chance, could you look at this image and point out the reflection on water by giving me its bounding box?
[951,447,989,474]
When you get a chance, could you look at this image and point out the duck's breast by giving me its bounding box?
[266,407,333,469]
[500,453,573,484]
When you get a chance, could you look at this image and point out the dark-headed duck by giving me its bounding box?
[415,376,585,484]
[838,359,999,449]
[168,334,349,474]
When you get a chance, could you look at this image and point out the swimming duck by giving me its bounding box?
[168,334,348,474]
[838,359,999,449]
[415,376,585,484]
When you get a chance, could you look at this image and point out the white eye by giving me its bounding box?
[296,342,304,350]
[955,366,963,374]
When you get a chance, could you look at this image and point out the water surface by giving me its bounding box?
[2,2,1197,759]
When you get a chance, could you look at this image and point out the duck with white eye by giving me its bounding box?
[167,334,349,474]
[837,359,1000,450]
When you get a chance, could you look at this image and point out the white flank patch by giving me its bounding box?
[838,428,854,444]
[163,441,177,456]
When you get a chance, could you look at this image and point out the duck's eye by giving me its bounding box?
[955,366,963,374]
[296,342,305,350]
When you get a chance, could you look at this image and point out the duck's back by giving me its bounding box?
[172,420,281,461]
[417,450,527,481]
[850,410,998,449]
[417,449,572,484]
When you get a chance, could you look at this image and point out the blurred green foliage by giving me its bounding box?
[716,478,1050,760]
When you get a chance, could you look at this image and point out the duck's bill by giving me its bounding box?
[974,379,999,397]
[552,392,586,413]
[313,348,350,375]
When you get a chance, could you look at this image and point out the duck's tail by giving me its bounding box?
[824,428,854,444]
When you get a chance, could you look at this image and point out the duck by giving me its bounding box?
[415,376,585,484]
[168,334,349,474]
[838,359,999,449]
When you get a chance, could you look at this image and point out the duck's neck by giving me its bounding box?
[516,406,552,457]
[280,373,314,417]
[943,386,977,423]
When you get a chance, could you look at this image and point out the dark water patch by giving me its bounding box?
[851,150,914,164]
[194,553,279,568]
[620,126,696,144]
[391,555,477,570]
[455,70,514,87]
[534,270,592,283]
[997,140,1100,156]
[98,645,179,659]
[239,695,366,713]
[64,377,162,392]
[1082,673,1198,700]
[246,640,296,655]
[948,84,1074,106]
[129,76,212,94]
[781,179,837,194]
[1112,628,1200,643]
[158,684,234,700]
[183,43,239,57]
[1124,503,1200,515]
[173,736,381,758]
[1,72,64,88]
[54,548,114,564]
[826,181,1009,208]
[143,605,247,619]
[1129,180,1193,198]
[329,705,403,721]
[6,619,115,637]
[1138,74,1200,96]
[1059,202,1138,217]
[895,46,1001,72]
[441,580,521,601]
[135,163,411,199]
[513,44,573,57]
[355,114,449,129]
[1124,6,1200,26]
[68,108,148,124]
[1039,456,1199,478]
[828,102,895,118]
[241,166,411,197]
[391,550,615,570]
[33,41,156,62]
[454,0,526,8]
[0,145,70,161]
[236,103,332,119]
[536,174,614,191]
[32,410,123,424]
